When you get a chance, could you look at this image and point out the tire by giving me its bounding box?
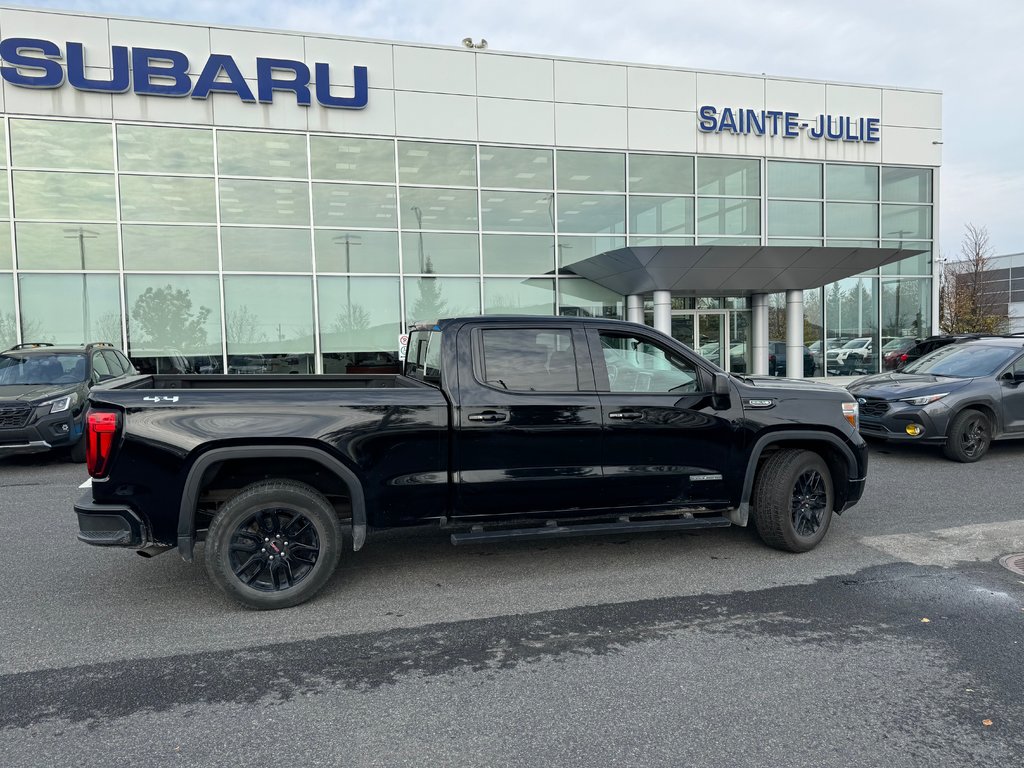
[942,409,992,463]
[68,437,87,463]
[204,480,343,610]
[751,449,834,553]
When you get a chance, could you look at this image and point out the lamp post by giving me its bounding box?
[64,227,98,342]
[410,205,425,272]
[332,233,362,327]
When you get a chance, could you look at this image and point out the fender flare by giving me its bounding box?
[729,430,860,527]
[176,445,367,561]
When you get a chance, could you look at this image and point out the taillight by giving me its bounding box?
[899,353,908,362]
[86,411,119,478]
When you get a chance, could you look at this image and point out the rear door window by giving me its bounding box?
[479,328,578,392]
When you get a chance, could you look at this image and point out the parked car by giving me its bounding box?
[826,337,873,375]
[880,337,920,370]
[0,341,137,462]
[767,341,816,377]
[75,316,868,609]
[129,350,195,375]
[895,333,1002,371]
[848,335,1024,462]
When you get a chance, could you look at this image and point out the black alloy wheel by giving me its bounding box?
[228,507,321,592]
[791,468,828,537]
[943,409,992,463]
[751,448,834,552]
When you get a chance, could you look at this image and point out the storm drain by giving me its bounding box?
[998,553,1024,576]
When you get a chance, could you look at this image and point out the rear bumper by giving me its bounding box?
[74,491,150,547]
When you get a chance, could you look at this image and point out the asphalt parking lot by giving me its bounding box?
[2,441,1023,767]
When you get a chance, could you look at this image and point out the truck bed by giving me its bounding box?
[101,373,431,390]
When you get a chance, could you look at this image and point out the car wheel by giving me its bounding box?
[204,479,343,610]
[752,449,834,553]
[942,409,992,463]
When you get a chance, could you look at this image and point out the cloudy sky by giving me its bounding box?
[25,0,1024,257]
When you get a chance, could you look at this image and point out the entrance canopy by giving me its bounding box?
[564,245,925,296]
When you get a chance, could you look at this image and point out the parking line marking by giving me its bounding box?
[861,520,1024,567]
[78,479,92,489]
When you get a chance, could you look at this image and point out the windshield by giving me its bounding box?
[0,353,87,385]
[902,344,1020,378]
[842,338,870,349]
[882,338,912,351]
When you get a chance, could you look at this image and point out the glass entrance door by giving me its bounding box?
[671,310,731,370]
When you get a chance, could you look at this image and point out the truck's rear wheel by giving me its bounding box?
[204,480,342,610]
[752,449,834,553]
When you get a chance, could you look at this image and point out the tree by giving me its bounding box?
[939,224,1008,334]
[226,305,268,347]
[130,285,211,350]
[410,256,449,323]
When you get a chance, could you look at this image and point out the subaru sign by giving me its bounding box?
[698,105,880,143]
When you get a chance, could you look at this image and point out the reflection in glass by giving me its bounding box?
[881,167,932,203]
[14,172,116,221]
[557,194,626,234]
[824,276,879,375]
[219,179,310,226]
[881,277,930,343]
[401,232,479,274]
[0,222,10,271]
[767,161,822,199]
[404,276,480,326]
[628,236,695,247]
[117,125,214,174]
[557,151,625,192]
[218,131,308,178]
[629,196,693,235]
[484,278,555,315]
[557,235,626,269]
[480,146,553,189]
[120,175,217,223]
[697,236,760,246]
[826,164,878,201]
[767,238,822,247]
[481,191,553,232]
[19,273,121,345]
[804,288,824,376]
[125,275,222,356]
[122,225,218,271]
[15,223,119,270]
[0,275,15,350]
[826,202,878,238]
[881,204,931,240]
[310,136,395,182]
[221,228,312,272]
[10,119,113,171]
[223,276,314,357]
[398,141,476,186]
[315,230,399,273]
[697,198,759,236]
[767,200,822,237]
[318,277,401,370]
[482,235,555,275]
[880,241,931,277]
[629,154,693,194]
[558,280,623,319]
[312,183,397,228]
[697,157,759,196]
[400,187,478,231]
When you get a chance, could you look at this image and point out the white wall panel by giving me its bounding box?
[0,8,111,66]
[697,128,766,157]
[627,108,695,152]
[879,126,942,166]
[477,54,553,101]
[3,80,112,119]
[394,46,475,95]
[208,28,305,79]
[308,88,396,135]
[627,67,696,111]
[554,61,627,106]
[210,79,309,130]
[113,91,215,125]
[825,136,883,164]
[395,91,476,140]
[825,84,881,117]
[765,134,827,161]
[109,19,211,75]
[882,89,941,129]
[696,73,764,110]
[765,79,825,120]
[478,98,554,145]
[304,37,394,89]
[555,103,627,148]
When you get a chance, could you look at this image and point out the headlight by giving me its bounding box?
[842,401,859,429]
[899,392,948,406]
[43,392,79,414]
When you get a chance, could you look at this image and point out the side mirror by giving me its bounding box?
[711,372,731,410]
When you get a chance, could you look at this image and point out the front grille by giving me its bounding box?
[0,405,32,429]
[859,399,890,419]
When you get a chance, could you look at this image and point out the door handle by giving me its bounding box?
[608,410,643,420]
[468,411,507,423]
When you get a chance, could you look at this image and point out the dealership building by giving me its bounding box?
[0,6,941,376]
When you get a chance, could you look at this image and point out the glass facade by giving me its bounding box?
[0,116,933,375]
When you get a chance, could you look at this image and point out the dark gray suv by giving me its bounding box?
[847,336,1024,462]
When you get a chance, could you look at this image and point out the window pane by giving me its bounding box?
[484,277,555,315]
[15,223,119,270]
[217,131,308,178]
[880,241,931,277]
[400,187,478,231]
[628,235,695,247]
[0,222,10,270]
[404,276,480,325]
[826,164,878,201]
[557,151,625,192]
[480,328,577,392]
[314,230,399,273]
[767,200,822,237]
[824,276,878,375]
[881,167,932,203]
[221,227,312,272]
[558,235,627,269]
[881,204,931,240]
[697,198,759,236]
[224,275,313,355]
[318,277,401,364]
[629,155,693,194]
[482,234,555,274]
[313,183,397,228]
[697,236,761,246]
[826,202,878,238]
[881,277,930,342]
[599,332,700,393]
[0,176,7,211]
[767,161,821,199]
[0,275,15,350]
[125,275,222,356]
[557,194,625,234]
[0,127,6,169]
[629,196,693,235]
[767,238,822,247]
[480,146,553,189]
[10,119,112,171]
[18,273,121,344]
[220,179,310,226]
[398,141,476,186]
[697,157,759,196]
[481,191,553,232]
[13,172,116,221]
[401,232,479,274]
[310,136,395,182]
[122,225,218,271]
[117,125,214,174]
[120,175,217,223]
[559,279,623,319]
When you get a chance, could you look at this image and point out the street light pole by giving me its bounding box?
[64,227,98,343]
[332,233,362,327]
[411,206,425,272]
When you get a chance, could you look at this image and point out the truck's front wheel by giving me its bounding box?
[751,449,834,553]
[204,480,343,610]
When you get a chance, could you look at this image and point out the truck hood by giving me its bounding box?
[0,383,77,404]
[846,372,973,400]
[737,375,850,396]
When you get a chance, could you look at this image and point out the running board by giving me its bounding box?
[450,515,732,545]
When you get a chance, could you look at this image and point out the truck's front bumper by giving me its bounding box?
[74,491,149,547]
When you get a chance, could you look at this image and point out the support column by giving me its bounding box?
[626,294,644,324]
[785,289,805,378]
[653,290,672,335]
[751,293,769,375]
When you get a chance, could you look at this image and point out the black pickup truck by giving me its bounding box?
[75,316,868,609]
